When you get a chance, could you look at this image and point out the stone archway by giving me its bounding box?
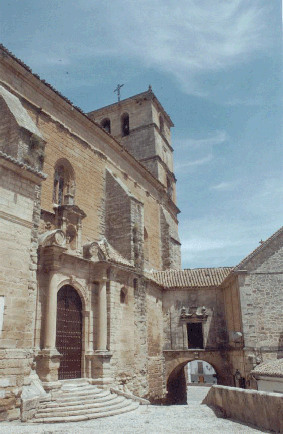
[164,350,232,404]
[56,285,83,380]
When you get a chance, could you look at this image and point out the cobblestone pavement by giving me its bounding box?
[0,387,270,434]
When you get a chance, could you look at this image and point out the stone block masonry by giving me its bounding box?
[203,384,283,433]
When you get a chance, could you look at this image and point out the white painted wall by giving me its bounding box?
[257,376,283,393]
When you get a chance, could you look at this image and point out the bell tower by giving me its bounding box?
[88,86,177,204]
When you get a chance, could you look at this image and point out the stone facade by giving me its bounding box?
[1,44,283,421]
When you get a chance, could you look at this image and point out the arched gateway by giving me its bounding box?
[56,285,83,379]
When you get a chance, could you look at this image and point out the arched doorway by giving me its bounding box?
[166,359,218,404]
[56,285,82,380]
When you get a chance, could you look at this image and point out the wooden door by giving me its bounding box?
[56,285,82,379]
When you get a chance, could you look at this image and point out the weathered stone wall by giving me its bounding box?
[203,384,283,433]
[0,162,43,420]
[227,235,283,379]
[147,283,166,400]
[105,170,132,260]
[163,287,228,351]
[160,206,181,270]
[0,95,19,157]
[108,271,136,390]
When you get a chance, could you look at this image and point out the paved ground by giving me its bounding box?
[0,387,270,434]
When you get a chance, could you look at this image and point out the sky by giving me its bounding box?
[0,0,282,269]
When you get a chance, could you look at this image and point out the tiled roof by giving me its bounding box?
[151,267,233,289]
[251,359,283,378]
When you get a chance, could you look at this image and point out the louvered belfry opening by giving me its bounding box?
[56,285,82,380]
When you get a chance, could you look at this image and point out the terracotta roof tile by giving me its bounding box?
[251,359,283,378]
[151,267,233,288]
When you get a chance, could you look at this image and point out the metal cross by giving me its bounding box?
[114,84,124,102]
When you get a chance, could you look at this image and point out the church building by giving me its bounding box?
[1,44,283,422]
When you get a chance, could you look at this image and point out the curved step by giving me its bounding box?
[35,395,125,416]
[46,389,110,404]
[40,392,117,409]
[32,401,139,423]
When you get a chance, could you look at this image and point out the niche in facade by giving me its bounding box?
[66,224,77,250]
[120,287,127,304]
[121,113,129,136]
[53,159,75,206]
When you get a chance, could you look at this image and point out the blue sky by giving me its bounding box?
[1,0,282,268]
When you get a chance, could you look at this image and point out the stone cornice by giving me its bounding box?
[0,151,47,183]
[0,210,33,229]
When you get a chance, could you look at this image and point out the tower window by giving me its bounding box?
[121,113,130,136]
[101,118,111,134]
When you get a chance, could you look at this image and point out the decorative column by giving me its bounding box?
[36,272,62,390]
[92,276,113,387]
[97,276,107,351]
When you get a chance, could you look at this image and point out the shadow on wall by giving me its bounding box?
[166,363,187,405]
[277,331,283,359]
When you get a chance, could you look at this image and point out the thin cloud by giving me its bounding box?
[175,154,213,170]
[176,131,229,149]
[7,1,273,96]
[210,180,241,191]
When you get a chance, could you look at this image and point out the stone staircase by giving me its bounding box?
[31,379,140,423]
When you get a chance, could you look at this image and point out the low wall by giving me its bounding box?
[203,385,283,433]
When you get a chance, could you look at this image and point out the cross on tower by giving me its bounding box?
[114,84,124,102]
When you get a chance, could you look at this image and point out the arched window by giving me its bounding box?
[159,115,164,134]
[121,113,129,136]
[120,287,127,304]
[53,159,75,206]
[101,118,111,134]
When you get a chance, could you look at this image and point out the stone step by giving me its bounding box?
[32,401,139,423]
[40,391,116,409]
[35,396,129,418]
[36,394,122,414]
[47,389,109,404]
[55,384,100,394]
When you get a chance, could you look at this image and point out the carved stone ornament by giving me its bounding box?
[180,305,208,322]
[38,229,66,248]
[83,242,106,261]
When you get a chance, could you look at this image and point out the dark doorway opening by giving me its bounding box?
[187,323,204,349]
[56,285,82,380]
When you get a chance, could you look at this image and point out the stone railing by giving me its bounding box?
[203,385,283,433]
